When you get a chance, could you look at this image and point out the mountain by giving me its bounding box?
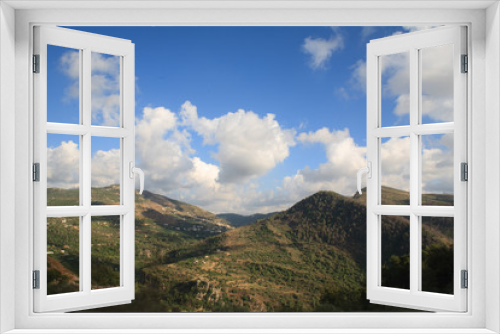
[93,187,451,312]
[46,185,453,312]
[354,186,454,206]
[217,212,278,227]
[46,186,233,294]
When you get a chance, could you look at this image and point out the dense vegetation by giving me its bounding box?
[217,212,277,228]
[46,186,454,312]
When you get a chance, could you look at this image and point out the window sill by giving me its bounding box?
[4,329,498,334]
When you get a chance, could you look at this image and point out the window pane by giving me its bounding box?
[380,52,410,127]
[47,45,80,124]
[91,52,121,127]
[421,44,454,124]
[47,217,80,295]
[47,134,80,206]
[421,134,454,206]
[91,137,121,205]
[91,216,120,290]
[381,137,410,205]
[381,215,410,290]
[421,217,454,294]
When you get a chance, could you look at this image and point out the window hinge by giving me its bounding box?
[33,163,40,182]
[461,270,468,289]
[33,54,40,73]
[461,54,468,73]
[461,162,468,181]
[33,270,40,289]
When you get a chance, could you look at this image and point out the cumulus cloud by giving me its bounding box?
[341,25,452,123]
[91,148,121,187]
[378,134,453,194]
[125,101,298,213]
[133,103,455,214]
[59,50,80,102]
[379,30,453,123]
[302,34,344,70]
[281,128,367,200]
[47,117,454,214]
[349,59,367,92]
[60,51,121,126]
[47,140,80,189]
[47,139,122,189]
[380,137,411,191]
[135,106,197,192]
[422,133,454,194]
[180,101,296,183]
[90,53,121,126]
[335,59,366,99]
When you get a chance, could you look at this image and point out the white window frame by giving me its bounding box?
[366,26,468,312]
[33,26,136,313]
[1,1,499,333]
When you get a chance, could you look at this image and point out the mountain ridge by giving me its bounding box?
[217,212,278,227]
[46,186,454,312]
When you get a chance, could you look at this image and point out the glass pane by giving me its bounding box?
[421,134,454,206]
[421,44,454,124]
[47,134,80,206]
[91,52,121,127]
[91,215,120,290]
[47,45,80,124]
[381,215,410,290]
[381,137,410,205]
[91,137,121,205]
[421,217,454,294]
[47,217,80,295]
[380,52,410,127]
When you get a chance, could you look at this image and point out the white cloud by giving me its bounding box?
[126,101,298,214]
[91,148,121,187]
[341,26,452,124]
[132,102,454,214]
[90,53,121,126]
[180,101,296,184]
[402,26,439,33]
[280,128,367,199]
[302,35,344,70]
[377,134,453,194]
[59,50,80,102]
[422,133,454,194]
[135,106,196,192]
[360,26,377,41]
[59,51,121,126]
[380,137,411,191]
[47,119,453,214]
[349,59,367,93]
[379,39,453,123]
[334,59,366,99]
[60,50,80,80]
[335,87,351,100]
[47,139,121,189]
[381,52,410,99]
[47,140,80,189]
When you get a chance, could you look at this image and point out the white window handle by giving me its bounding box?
[129,162,145,195]
[357,161,372,195]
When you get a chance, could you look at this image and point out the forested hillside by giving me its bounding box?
[46,186,453,312]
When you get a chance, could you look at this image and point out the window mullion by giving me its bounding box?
[409,47,420,295]
[82,47,92,294]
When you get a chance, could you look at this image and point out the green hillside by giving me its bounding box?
[354,186,454,206]
[46,186,454,312]
[217,212,278,227]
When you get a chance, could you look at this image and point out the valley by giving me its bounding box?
[45,186,453,312]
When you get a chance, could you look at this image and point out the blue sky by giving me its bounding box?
[46,26,454,214]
